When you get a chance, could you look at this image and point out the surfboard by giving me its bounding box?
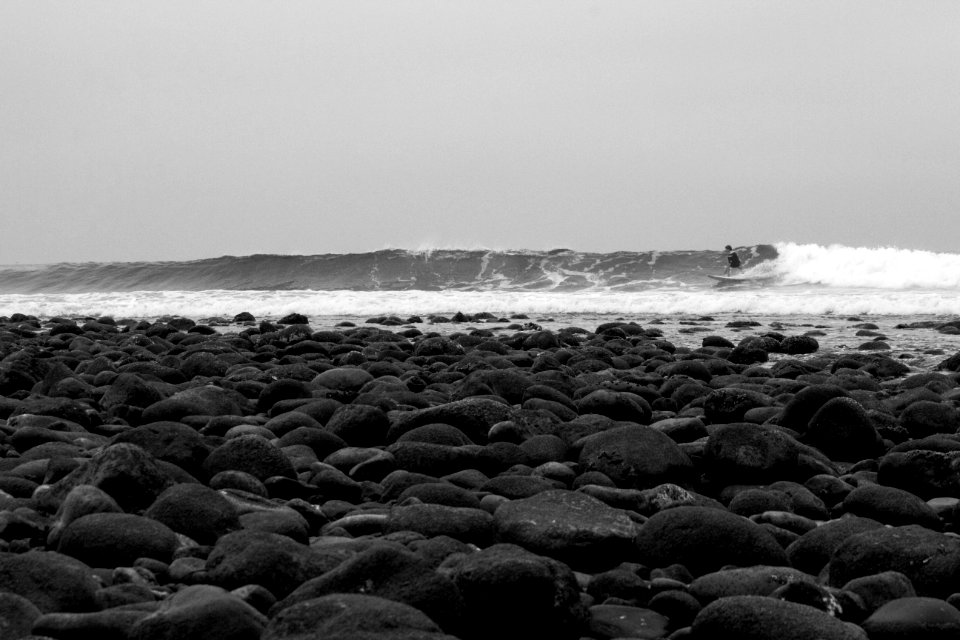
[708,274,776,285]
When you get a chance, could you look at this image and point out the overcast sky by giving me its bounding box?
[2,1,959,264]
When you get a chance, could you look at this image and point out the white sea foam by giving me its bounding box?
[771,242,960,289]
[3,286,960,321]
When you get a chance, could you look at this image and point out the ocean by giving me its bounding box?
[2,242,959,319]
[3,242,960,373]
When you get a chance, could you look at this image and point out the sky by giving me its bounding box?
[2,1,959,264]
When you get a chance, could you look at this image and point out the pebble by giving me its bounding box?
[1,314,960,639]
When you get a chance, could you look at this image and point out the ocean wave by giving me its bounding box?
[0,243,957,296]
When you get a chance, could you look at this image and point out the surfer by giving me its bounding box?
[724,245,741,276]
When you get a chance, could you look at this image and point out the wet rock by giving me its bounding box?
[133,584,267,640]
[36,443,177,513]
[0,550,100,613]
[324,404,390,447]
[144,483,242,545]
[205,530,348,598]
[841,483,943,529]
[861,596,960,639]
[32,608,151,640]
[689,565,816,604]
[446,543,588,640]
[703,387,774,423]
[57,512,179,567]
[786,515,885,575]
[899,400,960,438]
[703,423,801,485]
[0,592,42,640]
[828,525,960,598]
[842,570,917,614]
[576,389,652,424]
[588,604,670,640]
[692,595,864,640]
[803,396,885,462]
[140,385,245,423]
[387,397,515,445]
[263,592,456,640]
[203,434,297,482]
[635,506,788,576]
[577,424,694,489]
[877,449,960,500]
[494,489,640,571]
[271,543,465,635]
[109,421,212,479]
[384,503,495,546]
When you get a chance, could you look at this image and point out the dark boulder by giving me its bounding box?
[446,543,588,640]
[635,506,788,576]
[577,424,694,490]
[494,489,639,571]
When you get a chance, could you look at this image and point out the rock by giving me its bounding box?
[144,483,242,545]
[240,508,311,543]
[324,404,390,447]
[0,592,42,638]
[277,426,347,460]
[635,506,788,576]
[861,596,960,640]
[99,372,164,410]
[692,595,865,640]
[313,367,375,396]
[31,608,151,639]
[446,543,588,640]
[690,566,817,604]
[271,543,465,635]
[479,473,558,499]
[786,515,885,575]
[387,398,516,445]
[0,551,100,613]
[57,512,179,567]
[703,387,774,423]
[36,443,177,513]
[133,584,267,640]
[899,400,960,438]
[140,385,244,423]
[781,335,821,355]
[577,424,694,489]
[728,488,792,516]
[263,593,456,640]
[257,378,315,413]
[494,489,640,571]
[110,421,212,479]
[45,484,123,547]
[779,384,850,433]
[203,434,297,482]
[828,525,960,598]
[385,441,479,477]
[395,423,475,446]
[263,411,323,438]
[396,482,482,509]
[841,483,943,529]
[842,571,917,614]
[877,450,960,500]
[205,530,348,598]
[703,423,801,485]
[588,604,670,640]
[384,503,495,546]
[576,389,652,424]
[803,397,885,462]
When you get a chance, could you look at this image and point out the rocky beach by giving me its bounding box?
[2,310,960,640]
